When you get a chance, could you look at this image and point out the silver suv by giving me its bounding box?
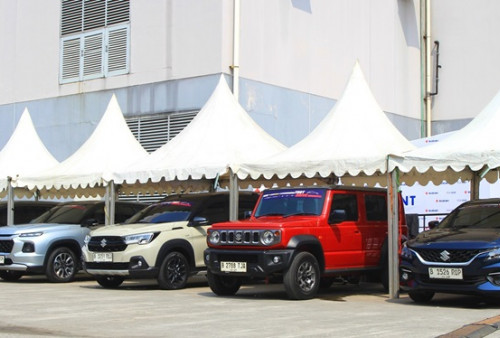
[82,192,258,289]
[0,201,145,282]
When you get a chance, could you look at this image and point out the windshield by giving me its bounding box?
[126,201,193,224]
[31,204,92,224]
[438,203,500,229]
[254,188,326,218]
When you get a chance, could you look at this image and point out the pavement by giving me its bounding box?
[1,274,500,337]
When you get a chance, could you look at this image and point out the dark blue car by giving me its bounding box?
[400,198,500,303]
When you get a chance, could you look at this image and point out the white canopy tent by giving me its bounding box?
[385,87,500,299]
[389,87,500,192]
[16,95,148,224]
[113,76,287,218]
[0,108,59,224]
[234,61,416,186]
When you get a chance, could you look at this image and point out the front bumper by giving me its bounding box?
[204,248,295,278]
[0,239,46,273]
[82,244,159,279]
[400,257,500,296]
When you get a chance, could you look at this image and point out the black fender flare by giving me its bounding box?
[155,239,195,268]
[286,235,325,271]
[44,239,83,268]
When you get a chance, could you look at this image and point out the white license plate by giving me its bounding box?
[221,261,247,272]
[428,267,463,280]
[0,256,4,264]
[93,253,113,263]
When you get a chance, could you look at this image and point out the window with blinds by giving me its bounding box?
[60,0,130,83]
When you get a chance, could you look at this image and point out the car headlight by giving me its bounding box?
[400,243,413,260]
[19,232,43,238]
[84,235,91,245]
[123,233,156,245]
[260,230,280,246]
[487,248,500,261]
[208,230,220,245]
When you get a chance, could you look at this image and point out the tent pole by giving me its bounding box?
[229,169,239,221]
[105,181,116,225]
[7,177,14,226]
[387,169,400,299]
[470,172,480,200]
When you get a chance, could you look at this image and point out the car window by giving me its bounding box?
[365,194,387,221]
[196,200,227,224]
[127,201,195,224]
[255,189,326,217]
[32,204,92,224]
[114,204,145,223]
[330,193,358,222]
[440,204,500,229]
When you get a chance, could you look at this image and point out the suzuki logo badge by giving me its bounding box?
[440,250,450,262]
[100,238,107,248]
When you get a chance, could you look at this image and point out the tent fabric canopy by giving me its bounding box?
[233,61,415,185]
[389,88,500,186]
[0,108,59,198]
[16,95,148,198]
[113,76,287,194]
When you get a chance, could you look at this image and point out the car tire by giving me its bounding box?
[283,251,320,300]
[46,247,77,283]
[0,270,23,281]
[96,276,125,288]
[158,251,189,290]
[207,270,241,296]
[408,290,435,303]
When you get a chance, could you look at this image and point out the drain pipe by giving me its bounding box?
[424,0,432,137]
[231,0,240,101]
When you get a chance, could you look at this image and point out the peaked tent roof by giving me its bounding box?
[113,76,287,194]
[17,95,148,198]
[234,61,416,185]
[389,88,500,186]
[0,108,59,198]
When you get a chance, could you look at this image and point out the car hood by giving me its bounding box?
[0,223,81,235]
[211,217,320,229]
[89,221,190,236]
[408,227,500,249]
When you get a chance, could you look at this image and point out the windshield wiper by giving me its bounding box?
[255,213,284,218]
[284,212,317,218]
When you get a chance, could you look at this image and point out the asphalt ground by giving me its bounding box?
[1,274,500,338]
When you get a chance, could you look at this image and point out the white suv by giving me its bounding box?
[82,192,258,289]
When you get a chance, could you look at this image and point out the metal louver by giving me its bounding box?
[83,33,103,79]
[126,111,198,153]
[107,25,129,75]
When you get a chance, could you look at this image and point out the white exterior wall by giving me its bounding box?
[240,0,421,121]
[431,0,500,128]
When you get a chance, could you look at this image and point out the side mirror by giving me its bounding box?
[81,218,99,227]
[243,210,252,219]
[428,220,439,230]
[190,216,208,226]
[329,209,346,224]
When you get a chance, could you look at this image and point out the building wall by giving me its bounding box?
[3,0,489,163]
[431,0,500,133]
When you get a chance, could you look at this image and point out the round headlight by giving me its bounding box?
[209,230,221,245]
[261,230,275,245]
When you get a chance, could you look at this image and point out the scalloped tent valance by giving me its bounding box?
[232,61,415,187]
